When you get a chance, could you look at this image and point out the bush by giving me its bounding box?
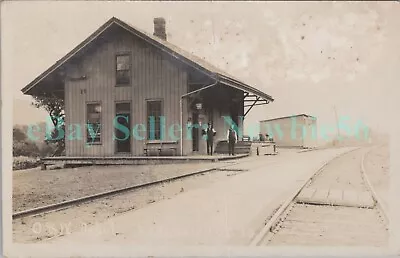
[13,127,27,142]
[13,156,40,171]
[13,139,40,157]
[13,123,65,158]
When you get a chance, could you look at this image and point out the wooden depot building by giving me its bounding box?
[21,17,274,158]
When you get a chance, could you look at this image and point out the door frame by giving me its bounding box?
[114,101,132,155]
[192,111,200,152]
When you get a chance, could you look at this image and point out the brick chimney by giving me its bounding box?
[153,17,167,40]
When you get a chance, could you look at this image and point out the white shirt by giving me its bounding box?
[226,129,238,143]
[206,128,216,134]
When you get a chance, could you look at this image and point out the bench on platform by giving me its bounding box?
[143,140,178,156]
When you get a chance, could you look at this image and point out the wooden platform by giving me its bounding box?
[40,154,249,170]
[296,188,375,209]
[214,141,252,154]
[251,141,277,156]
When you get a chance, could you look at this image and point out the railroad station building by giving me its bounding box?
[21,17,274,157]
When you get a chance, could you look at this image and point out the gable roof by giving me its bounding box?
[21,17,274,102]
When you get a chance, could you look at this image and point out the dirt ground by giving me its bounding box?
[12,151,300,243]
[364,144,390,210]
[13,162,234,212]
[15,147,378,244]
[12,163,252,243]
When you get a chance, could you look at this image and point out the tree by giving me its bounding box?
[32,94,65,156]
[13,127,27,142]
[32,94,64,126]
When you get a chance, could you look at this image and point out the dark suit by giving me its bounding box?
[205,127,216,155]
[227,129,237,155]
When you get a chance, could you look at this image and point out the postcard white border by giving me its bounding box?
[1,1,399,257]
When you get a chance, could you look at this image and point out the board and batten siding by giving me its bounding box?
[64,28,188,157]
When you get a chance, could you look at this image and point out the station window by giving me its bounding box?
[86,103,102,143]
[146,100,163,140]
[116,54,131,86]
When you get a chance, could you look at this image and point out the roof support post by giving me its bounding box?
[244,96,260,118]
[180,80,218,156]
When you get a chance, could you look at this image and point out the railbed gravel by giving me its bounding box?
[13,162,232,213]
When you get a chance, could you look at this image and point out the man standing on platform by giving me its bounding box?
[227,125,238,156]
[203,122,216,155]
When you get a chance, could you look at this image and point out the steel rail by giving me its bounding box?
[253,145,389,246]
[249,146,362,246]
[13,160,248,220]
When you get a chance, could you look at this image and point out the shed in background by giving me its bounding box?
[260,114,317,149]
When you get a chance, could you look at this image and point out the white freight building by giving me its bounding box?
[259,114,317,149]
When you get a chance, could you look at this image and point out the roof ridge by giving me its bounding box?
[113,17,250,85]
[21,16,273,102]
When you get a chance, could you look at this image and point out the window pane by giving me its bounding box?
[116,103,131,113]
[116,70,130,85]
[116,55,130,70]
[87,104,101,113]
[87,103,101,143]
[116,54,131,85]
[87,125,101,142]
[146,100,162,140]
[88,113,100,120]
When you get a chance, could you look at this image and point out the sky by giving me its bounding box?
[3,1,399,138]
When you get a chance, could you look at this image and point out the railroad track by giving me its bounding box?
[14,151,300,220]
[13,161,249,220]
[250,146,389,247]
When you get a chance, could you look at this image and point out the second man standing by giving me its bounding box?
[227,126,238,156]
